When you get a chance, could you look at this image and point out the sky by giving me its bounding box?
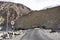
[0,0,60,10]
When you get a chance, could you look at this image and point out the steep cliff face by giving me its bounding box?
[15,6,60,30]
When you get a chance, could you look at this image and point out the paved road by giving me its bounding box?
[3,28,53,40]
[21,29,53,40]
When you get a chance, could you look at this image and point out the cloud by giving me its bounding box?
[0,0,60,10]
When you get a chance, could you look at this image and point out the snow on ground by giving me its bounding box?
[0,28,60,40]
[40,29,60,40]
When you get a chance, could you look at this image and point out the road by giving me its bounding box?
[3,28,56,40]
[21,28,53,40]
[2,28,60,40]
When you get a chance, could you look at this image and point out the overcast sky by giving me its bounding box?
[0,0,60,10]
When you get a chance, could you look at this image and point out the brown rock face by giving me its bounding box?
[15,6,60,30]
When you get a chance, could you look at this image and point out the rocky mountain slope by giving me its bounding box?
[0,1,60,31]
[15,6,60,30]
